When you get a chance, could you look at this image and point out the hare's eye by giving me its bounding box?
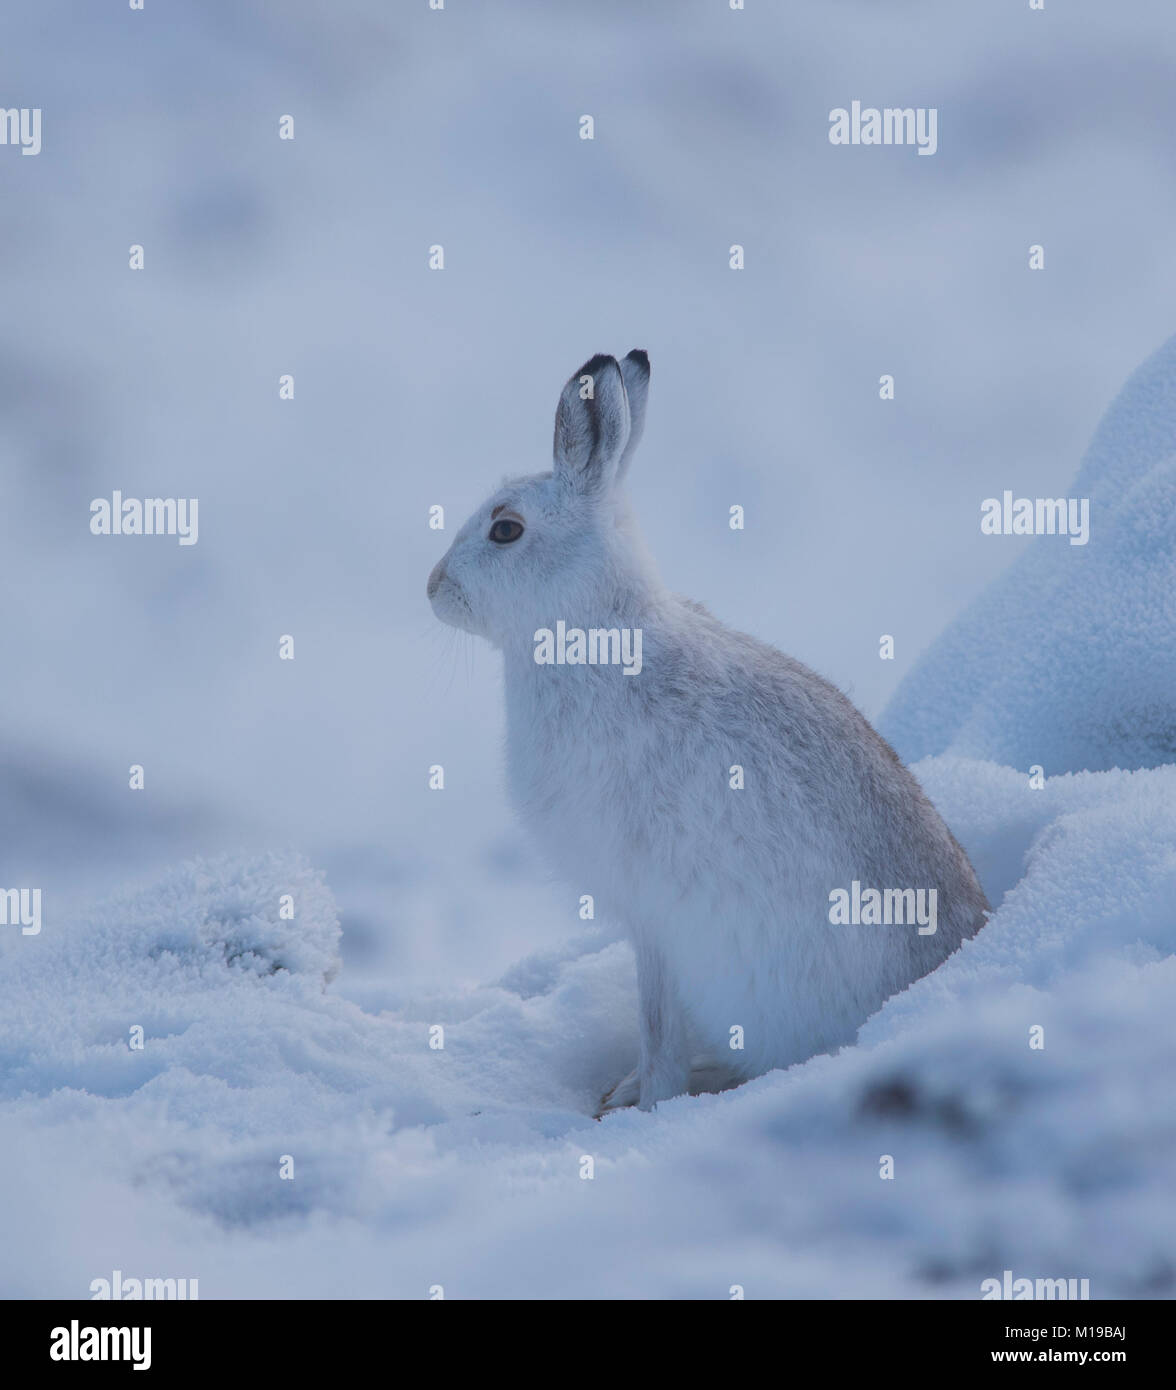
[489,517,524,544]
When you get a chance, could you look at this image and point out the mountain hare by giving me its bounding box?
[429,350,990,1114]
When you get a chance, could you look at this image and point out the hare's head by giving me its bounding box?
[427,350,653,646]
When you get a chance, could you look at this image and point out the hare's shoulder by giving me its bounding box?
[673,595,714,619]
[659,602,885,755]
[667,600,851,703]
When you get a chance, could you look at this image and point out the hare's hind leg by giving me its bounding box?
[687,1058,742,1097]
[596,1056,736,1119]
[596,1068,640,1117]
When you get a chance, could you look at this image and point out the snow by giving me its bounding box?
[4,755,1175,1297]
[880,331,1176,775]
[3,2,1175,1299]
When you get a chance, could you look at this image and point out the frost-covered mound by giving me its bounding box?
[3,768,1175,1298]
[880,332,1176,774]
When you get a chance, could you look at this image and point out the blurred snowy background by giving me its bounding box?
[1,0,1174,1297]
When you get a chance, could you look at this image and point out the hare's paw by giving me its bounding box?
[595,1068,640,1118]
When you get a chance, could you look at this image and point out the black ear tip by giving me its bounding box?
[578,352,620,380]
[624,349,650,375]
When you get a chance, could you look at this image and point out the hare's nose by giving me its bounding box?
[427,561,445,599]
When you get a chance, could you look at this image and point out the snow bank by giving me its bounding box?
[0,852,638,1260]
[3,759,1175,1297]
[880,331,1176,775]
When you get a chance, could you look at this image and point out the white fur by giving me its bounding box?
[429,351,989,1114]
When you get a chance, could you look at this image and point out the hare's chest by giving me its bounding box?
[505,682,648,868]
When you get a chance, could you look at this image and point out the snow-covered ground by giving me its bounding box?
[3,3,1174,1298]
[4,332,1175,1298]
[3,755,1174,1298]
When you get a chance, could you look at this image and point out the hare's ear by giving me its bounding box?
[553,354,631,495]
[616,349,649,481]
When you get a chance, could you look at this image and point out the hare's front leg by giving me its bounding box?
[634,938,692,1110]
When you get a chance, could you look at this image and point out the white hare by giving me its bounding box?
[429,350,989,1114]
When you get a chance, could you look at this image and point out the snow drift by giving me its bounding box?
[2,753,1175,1297]
[880,331,1176,775]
